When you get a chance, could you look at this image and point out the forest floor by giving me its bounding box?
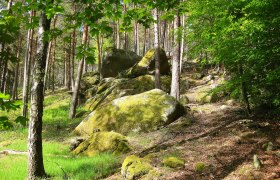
[0,62,280,180]
[107,62,280,180]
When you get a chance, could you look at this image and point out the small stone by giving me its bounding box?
[253,154,262,170]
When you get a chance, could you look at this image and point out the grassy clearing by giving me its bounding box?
[0,90,120,179]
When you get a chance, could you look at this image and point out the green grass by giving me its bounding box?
[0,90,120,179]
[0,153,119,180]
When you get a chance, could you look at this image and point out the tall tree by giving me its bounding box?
[170,12,181,100]
[69,24,88,119]
[22,10,35,118]
[12,36,22,100]
[153,8,161,89]
[27,2,53,178]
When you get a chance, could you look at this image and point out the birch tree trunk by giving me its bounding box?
[69,24,88,119]
[171,13,181,100]
[180,14,185,73]
[153,8,161,89]
[27,6,52,179]
[70,4,77,90]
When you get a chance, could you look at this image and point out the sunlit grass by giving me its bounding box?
[0,90,120,179]
[0,153,119,180]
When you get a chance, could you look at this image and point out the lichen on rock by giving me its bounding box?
[75,89,185,136]
[121,155,153,180]
[72,131,131,156]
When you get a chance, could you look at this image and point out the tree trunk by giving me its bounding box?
[97,34,102,78]
[1,46,8,93]
[153,8,161,89]
[116,20,120,49]
[43,40,52,92]
[161,20,167,49]
[180,14,185,73]
[134,8,139,55]
[70,4,77,90]
[69,24,88,119]
[171,13,181,100]
[51,37,56,94]
[27,7,52,179]
[12,36,22,100]
[22,10,35,118]
[143,28,146,56]
[238,64,251,115]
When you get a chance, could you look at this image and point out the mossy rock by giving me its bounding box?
[84,86,98,99]
[124,48,170,78]
[84,75,171,111]
[101,48,142,78]
[162,157,185,168]
[72,131,131,156]
[186,92,218,104]
[80,72,100,92]
[121,155,153,180]
[75,89,185,136]
[194,162,206,172]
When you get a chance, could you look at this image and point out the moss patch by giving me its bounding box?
[75,89,185,136]
[84,75,171,111]
[121,155,153,180]
[162,157,185,168]
[194,162,206,172]
[72,131,131,156]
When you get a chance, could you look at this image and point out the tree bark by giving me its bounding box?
[180,14,185,73]
[238,64,251,115]
[143,28,146,56]
[69,24,88,119]
[22,10,35,118]
[12,36,22,100]
[116,20,120,49]
[70,4,77,90]
[97,34,102,78]
[161,20,167,49]
[153,8,161,89]
[0,46,8,93]
[171,13,181,100]
[51,37,56,94]
[27,6,52,179]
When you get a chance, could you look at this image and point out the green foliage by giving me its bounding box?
[187,0,280,108]
[0,93,24,130]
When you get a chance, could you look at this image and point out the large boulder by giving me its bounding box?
[124,48,170,78]
[72,131,131,156]
[75,89,185,136]
[101,48,142,78]
[84,75,171,111]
